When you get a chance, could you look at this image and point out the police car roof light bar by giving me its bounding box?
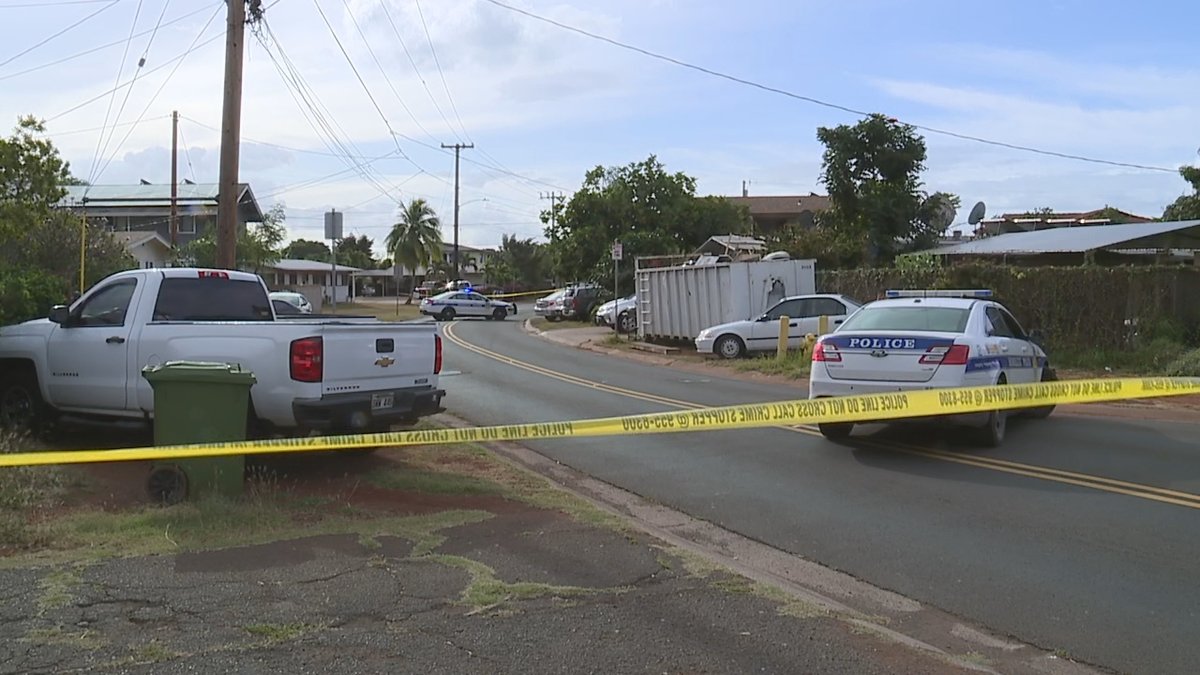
[884,289,993,299]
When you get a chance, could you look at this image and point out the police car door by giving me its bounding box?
[983,306,1036,383]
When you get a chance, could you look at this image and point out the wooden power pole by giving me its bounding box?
[216,0,248,269]
[441,142,473,280]
[170,110,179,247]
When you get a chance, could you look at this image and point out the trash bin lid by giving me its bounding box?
[141,360,257,385]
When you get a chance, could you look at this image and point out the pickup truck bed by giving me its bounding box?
[0,268,444,436]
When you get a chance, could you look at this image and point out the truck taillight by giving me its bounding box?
[434,334,443,374]
[290,337,323,382]
[812,341,841,362]
[920,344,969,365]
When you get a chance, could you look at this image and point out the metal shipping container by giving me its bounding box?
[636,258,817,341]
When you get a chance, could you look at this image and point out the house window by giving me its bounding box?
[178,216,197,234]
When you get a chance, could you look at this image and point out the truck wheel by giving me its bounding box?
[492,307,507,321]
[618,311,636,334]
[439,307,456,321]
[0,371,50,434]
[146,465,188,505]
[715,334,746,359]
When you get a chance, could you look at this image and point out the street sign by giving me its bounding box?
[611,241,623,261]
[324,210,343,240]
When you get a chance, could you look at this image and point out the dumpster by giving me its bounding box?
[141,361,257,504]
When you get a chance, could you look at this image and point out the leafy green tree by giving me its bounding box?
[816,113,960,264]
[545,155,752,282]
[0,116,73,241]
[1163,166,1200,221]
[179,204,286,273]
[386,198,443,304]
[283,238,331,262]
[767,221,867,270]
[494,234,546,288]
[334,234,377,270]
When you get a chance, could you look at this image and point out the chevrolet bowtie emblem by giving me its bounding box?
[375,356,395,368]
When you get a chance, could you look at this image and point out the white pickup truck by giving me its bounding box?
[0,267,445,437]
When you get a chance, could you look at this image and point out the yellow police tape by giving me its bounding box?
[3,377,1199,468]
[490,289,556,299]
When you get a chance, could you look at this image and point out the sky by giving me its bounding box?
[2,0,1198,255]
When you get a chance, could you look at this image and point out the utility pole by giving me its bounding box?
[170,110,179,248]
[441,142,473,280]
[216,0,265,268]
[540,191,564,231]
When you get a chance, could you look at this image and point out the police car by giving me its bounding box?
[808,289,1055,446]
[420,289,517,321]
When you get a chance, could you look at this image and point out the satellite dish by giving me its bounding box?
[968,201,987,226]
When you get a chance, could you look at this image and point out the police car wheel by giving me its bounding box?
[818,422,853,440]
[493,308,507,321]
[1026,367,1057,419]
[715,334,746,359]
[439,307,456,321]
[976,376,1008,447]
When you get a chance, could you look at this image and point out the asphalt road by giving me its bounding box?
[438,317,1200,675]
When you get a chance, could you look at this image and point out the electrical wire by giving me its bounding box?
[0,0,119,7]
[47,114,170,137]
[377,0,461,144]
[47,31,224,122]
[480,0,1177,173]
[176,116,198,183]
[87,0,146,186]
[412,0,471,142]
[0,2,216,82]
[91,2,220,185]
[0,0,121,67]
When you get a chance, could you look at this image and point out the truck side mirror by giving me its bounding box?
[49,305,70,325]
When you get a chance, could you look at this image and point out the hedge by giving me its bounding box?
[816,264,1200,351]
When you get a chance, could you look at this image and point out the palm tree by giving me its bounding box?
[386,198,443,304]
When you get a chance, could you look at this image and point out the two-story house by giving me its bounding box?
[57,182,265,250]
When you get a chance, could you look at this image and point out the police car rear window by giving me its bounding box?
[839,306,969,333]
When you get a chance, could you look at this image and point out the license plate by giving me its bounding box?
[371,393,394,411]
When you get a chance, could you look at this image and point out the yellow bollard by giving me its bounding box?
[802,333,817,359]
[818,314,830,335]
[777,315,789,358]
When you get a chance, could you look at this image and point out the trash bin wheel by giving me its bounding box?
[147,465,189,505]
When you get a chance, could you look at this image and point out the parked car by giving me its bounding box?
[695,294,862,359]
[595,294,638,333]
[269,291,313,314]
[0,268,445,437]
[534,289,567,321]
[419,290,517,321]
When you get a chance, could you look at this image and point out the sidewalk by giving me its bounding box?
[524,321,1200,423]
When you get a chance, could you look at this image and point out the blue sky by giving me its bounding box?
[2,0,1197,254]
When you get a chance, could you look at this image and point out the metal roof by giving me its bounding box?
[58,183,265,222]
[265,258,363,272]
[928,220,1200,256]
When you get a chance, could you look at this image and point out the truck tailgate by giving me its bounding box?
[318,324,439,395]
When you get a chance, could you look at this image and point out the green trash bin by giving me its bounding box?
[141,361,257,504]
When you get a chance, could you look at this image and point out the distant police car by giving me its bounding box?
[808,289,1055,446]
[420,289,517,321]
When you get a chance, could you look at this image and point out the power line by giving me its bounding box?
[88,0,147,186]
[0,0,116,7]
[412,0,471,143]
[0,2,216,82]
[0,0,121,67]
[47,114,170,137]
[336,0,439,144]
[480,0,1178,174]
[309,0,412,163]
[91,2,220,185]
[377,0,461,144]
[175,119,198,183]
[47,31,224,122]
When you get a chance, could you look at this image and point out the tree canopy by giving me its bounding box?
[178,203,287,274]
[386,198,443,303]
[544,154,752,283]
[483,234,548,289]
[1162,166,1200,222]
[814,114,960,265]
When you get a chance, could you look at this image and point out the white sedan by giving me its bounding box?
[808,289,1055,446]
[269,291,313,314]
[420,290,517,321]
[695,294,861,359]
